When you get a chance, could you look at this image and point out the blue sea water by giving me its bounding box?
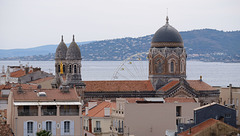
[0,61,239,87]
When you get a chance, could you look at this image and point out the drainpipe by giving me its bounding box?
[15,117,17,136]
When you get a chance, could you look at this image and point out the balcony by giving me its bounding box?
[83,126,88,131]
[18,106,38,116]
[42,109,57,116]
[118,128,123,133]
[60,109,79,116]
[94,127,101,133]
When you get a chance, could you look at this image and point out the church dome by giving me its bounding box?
[151,16,184,48]
[55,36,67,60]
[66,35,81,60]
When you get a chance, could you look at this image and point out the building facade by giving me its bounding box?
[7,87,83,136]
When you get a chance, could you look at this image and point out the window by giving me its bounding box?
[58,65,60,73]
[180,60,184,73]
[96,121,100,128]
[46,121,52,132]
[170,61,174,73]
[225,114,231,118]
[176,106,181,117]
[64,121,70,133]
[27,122,33,134]
[69,65,72,73]
[63,65,65,73]
[74,65,77,73]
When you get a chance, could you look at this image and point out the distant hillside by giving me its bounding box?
[0,29,240,62]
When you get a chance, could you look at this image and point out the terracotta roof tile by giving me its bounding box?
[178,119,232,136]
[83,101,116,117]
[158,80,179,92]
[29,76,54,84]
[164,97,196,103]
[187,80,216,91]
[125,98,145,103]
[0,124,13,136]
[10,69,26,78]
[84,80,154,92]
[12,88,79,101]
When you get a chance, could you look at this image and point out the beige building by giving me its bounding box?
[7,86,83,136]
[83,100,116,136]
[123,97,200,136]
[219,84,240,126]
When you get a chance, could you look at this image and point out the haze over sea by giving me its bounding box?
[0,61,239,87]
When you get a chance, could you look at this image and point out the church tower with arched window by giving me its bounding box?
[148,16,187,90]
[52,35,85,91]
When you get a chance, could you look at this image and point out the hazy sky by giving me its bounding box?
[0,0,240,49]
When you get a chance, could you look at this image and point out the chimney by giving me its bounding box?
[229,84,232,105]
[104,108,110,117]
[88,101,97,109]
[200,76,202,81]
[85,107,89,115]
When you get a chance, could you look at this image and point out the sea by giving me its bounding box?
[0,61,239,87]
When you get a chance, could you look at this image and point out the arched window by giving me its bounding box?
[58,65,60,73]
[63,65,65,73]
[27,122,33,134]
[180,60,184,73]
[69,65,72,73]
[170,61,174,73]
[74,65,77,73]
[46,121,52,132]
[155,58,163,73]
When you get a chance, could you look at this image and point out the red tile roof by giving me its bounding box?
[12,88,79,102]
[0,124,13,136]
[125,98,145,103]
[187,80,216,91]
[84,80,154,92]
[177,118,240,136]
[9,69,26,78]
[158,80,179,91]
[83,101,116,117]
[29,76,54,84]
[164,97,196,103]
[0,83,38,90]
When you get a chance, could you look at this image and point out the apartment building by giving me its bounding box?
[7,86,83,136]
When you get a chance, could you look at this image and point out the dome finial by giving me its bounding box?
[61,35,64,42]
[73,35,75,42]
[166,16,169,24]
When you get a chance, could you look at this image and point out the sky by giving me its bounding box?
[0,0,240,49]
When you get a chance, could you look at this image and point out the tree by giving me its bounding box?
[36,130,52,136]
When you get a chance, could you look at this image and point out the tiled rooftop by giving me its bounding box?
[84,80,154,92]
[12,88,79,102]
[177,118,240,136]
[0,124,13,136]
[29,76,54,84]
[83,101,116,117]
[158,80,179,92]
[187,80,216,91]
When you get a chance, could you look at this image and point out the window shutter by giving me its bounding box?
[42,121,46,130]
[70,120,74,136]
[60,121,64,135]
[24,121,27,136]
[33,121,37,136]
[52,121,56,136]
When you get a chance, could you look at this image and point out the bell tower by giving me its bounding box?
[148,17,186,90]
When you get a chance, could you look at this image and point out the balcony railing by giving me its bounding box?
[83,126,88,131]
[41,109,57,116]
[94,127,101,133]
[118,128,123,133]
[18,109,38,116]
[60,109,79,116]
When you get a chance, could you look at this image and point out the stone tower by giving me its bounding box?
[52,35,85,92]
[148,16,187,90]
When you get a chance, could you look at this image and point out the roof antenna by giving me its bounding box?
[166,8,169,24]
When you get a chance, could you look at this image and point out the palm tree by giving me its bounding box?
[36,130,52,136]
